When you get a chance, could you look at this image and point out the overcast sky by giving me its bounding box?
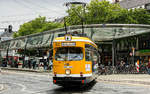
[0,0,112,31]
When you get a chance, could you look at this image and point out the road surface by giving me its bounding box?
[0,70,150,94]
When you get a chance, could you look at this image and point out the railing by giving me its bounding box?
[98,65,148,75]
[0,60,148,74]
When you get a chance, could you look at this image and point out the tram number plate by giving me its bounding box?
[64,77,72,80]
[64,66,72,68]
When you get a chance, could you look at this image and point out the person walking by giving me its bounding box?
[147,60,150,75]
[49,57,53,70]
[32,57,36,70]
[28,58,31,69]
[43,59,48,70]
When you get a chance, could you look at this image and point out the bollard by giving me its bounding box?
[136,60,139,73]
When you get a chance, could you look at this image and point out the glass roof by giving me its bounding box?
[1,24,150,50]
[83,27,150,41]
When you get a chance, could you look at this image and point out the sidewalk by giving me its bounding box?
[0,67,51,73]
[1,67,150,86]
[97,74,150,86]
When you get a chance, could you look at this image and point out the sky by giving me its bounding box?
[0,0,113,31]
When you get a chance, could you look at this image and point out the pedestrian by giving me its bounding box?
[24,56,29,68]
[14,57,18,68]
[32,57,36,69]
[28,58,31,69]
[43,59,48,70]
[147,60,150,75]
[36,57,39,70]
[14,59,18,68]
[2,58,7,67]
[49,58,53,70]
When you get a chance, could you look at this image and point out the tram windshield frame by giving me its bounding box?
[55,47,83,61]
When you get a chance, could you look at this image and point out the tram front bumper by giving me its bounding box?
[53,77,90,86]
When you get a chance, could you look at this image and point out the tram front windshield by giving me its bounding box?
[55,47,83,61]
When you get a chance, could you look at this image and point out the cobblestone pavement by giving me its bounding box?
[97,74,150,86]
[0,70,150,94]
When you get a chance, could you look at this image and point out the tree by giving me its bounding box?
[14,0,150,38]
[13,16,63,38]
[66,5,84,25]
[86,0,122,24]
[66,0,150,25]
[66,0,122,25]
[132,8,150,24]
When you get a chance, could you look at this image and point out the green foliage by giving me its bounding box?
[66,5,83,25]
[13,16,63,38]
[66,0,150,25]
[132,8,150,24]
[86,0,121,24]
[13,0,150,38]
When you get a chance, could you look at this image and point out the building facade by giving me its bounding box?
[119,0,150,10]
[0,30,13,59]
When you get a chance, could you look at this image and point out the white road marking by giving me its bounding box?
[12,83,33,93]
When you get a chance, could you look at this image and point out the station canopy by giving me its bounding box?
[1,24,150,50]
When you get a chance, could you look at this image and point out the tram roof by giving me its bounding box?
[54,36,92,42]
[1,24,150,50]
[53,36,97,47]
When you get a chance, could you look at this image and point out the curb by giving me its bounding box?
[98,78,150,86]
[97,75,150,86]
[1,67,51,73]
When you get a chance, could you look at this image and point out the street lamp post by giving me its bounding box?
[23,38,29,68]
[112,40,115,66]
[65,1,86,36]
[112,29,117,73]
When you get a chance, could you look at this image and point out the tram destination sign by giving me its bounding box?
[61,42,76,46]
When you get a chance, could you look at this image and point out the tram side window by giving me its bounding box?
[85,44,96,61]
[85,49,92,61]
[85,44,97,50]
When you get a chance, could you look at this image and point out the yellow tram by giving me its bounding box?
[52,34,100,86]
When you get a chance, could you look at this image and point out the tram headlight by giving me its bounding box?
[65,69,71,75]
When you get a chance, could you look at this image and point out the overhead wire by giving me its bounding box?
[0,17,55,23]
[12,0,38,14]
[0,0,67,19]
[0,0,67,28]
[21,0,66,16]
[0,0,66,30]
[1,0,89,19]
[42,0,66,11]
[0,0,90,30]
